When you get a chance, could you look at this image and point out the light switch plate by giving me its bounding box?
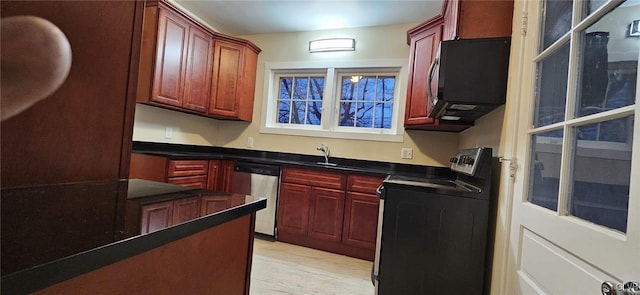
[401,148,413,159]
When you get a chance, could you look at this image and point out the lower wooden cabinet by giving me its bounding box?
[172,196,201,225]
[140,201,173,234]
[200,195,230,215]
[277,183,311,236]
[342,192,380,250]
[277,167,383,261]
[308,187,345,243]
[129,154,233,191]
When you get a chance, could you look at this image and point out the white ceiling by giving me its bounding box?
[172,0,444,36]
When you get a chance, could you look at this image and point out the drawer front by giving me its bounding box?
[347,174,384,194]
[168,175,208,188]
[168,160,209,177]
[282,167,345,190]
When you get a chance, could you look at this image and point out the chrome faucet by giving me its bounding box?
[316,144,330,164]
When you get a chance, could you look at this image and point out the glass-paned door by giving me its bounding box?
[506,0,639,293]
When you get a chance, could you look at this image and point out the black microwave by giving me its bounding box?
[428,37,511,122]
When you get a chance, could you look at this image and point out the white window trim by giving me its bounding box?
[260,59,407,142]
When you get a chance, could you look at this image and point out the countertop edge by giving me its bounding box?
[0,198,266,295]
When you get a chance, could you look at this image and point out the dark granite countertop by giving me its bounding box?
[1,179,266,294]
[132,141,455,179]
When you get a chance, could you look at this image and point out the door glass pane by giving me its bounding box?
[576,3,639,117]
[534,42,571,127]
[569,115,634,233]
[541,0,573,50]
[582,0,607,19]
[528,130,564,211]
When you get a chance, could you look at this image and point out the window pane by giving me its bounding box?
[582,0,607,19]
[541,0,573,50]
[293,77,309,100]
[375,102,393,128]
[534,42,570,127]
[569,115,634,233]
[277,75,324,126]
[278,100,290,123]
[356,102,374,127]
[576,4,638,117]
[339,74,396,129]
[339,101,355,126]
[528,130,564,211]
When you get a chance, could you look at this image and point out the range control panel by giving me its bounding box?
[449,148,484,176]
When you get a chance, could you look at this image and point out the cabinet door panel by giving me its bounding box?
[152,8,188,107]
[277,183,311,236]
[183,26,213,112]
[209,40,243,116]
[141,201,173,234]
[347,175,383,194]
[172,196,200,225]
[342,192,379,250]
[308,187,345,243]
[200,195,230,216]
[404,23,442,126]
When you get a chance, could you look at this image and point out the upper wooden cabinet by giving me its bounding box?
[442,0,514,41]
[137,1,261,121]
[209,39,259,121]
[403,0,513,132]
[404,21,442,128]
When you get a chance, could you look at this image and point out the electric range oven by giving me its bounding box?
[372,147,495,295]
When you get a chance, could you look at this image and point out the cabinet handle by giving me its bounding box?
[427,56,439,107]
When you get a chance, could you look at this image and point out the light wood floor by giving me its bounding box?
[250,238,375,295]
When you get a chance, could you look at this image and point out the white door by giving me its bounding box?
[501,0,640,294]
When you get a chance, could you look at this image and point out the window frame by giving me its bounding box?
[260,59,407,142]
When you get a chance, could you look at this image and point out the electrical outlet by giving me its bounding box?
[165,127,173,139]
[247,137,254,148]
[401,148,413,159]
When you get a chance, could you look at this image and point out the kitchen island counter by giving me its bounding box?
[1,179,266,294]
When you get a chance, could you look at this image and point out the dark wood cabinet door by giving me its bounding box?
[277,183,312,236]
[209,39,243,117]
[141,201,173,234]
[404,23,442,126]
[207,160,234,192]
[183,25,213,113]
[308,187,345,243]
[342,192,379,250]
[152,8,189,107]
[172,196,200,225]
[443,0,513,41]
[200,195,230,216]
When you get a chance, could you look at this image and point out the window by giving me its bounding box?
[261,60,406,142]
[526,0,637,233]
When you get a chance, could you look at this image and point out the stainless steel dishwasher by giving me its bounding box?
[231,161,280,238]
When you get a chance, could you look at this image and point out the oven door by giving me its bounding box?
[371,182,385,292]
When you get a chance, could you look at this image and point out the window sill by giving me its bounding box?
[259,126,404,142]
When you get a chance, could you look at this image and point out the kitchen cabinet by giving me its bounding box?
[140,196,201,234]
[404,21,443,127]
[166,160,209,188]
[442,0,514,41]
[144,5,213,113]
[137,1,261,121]
[277,167,382,261]
[129,154,233,191]
[209,39,259,121]
[403,0,512,132]
[342,175,382,251]
[208,160,235,192]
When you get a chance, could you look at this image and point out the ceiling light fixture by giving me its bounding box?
[309,38,355,53]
